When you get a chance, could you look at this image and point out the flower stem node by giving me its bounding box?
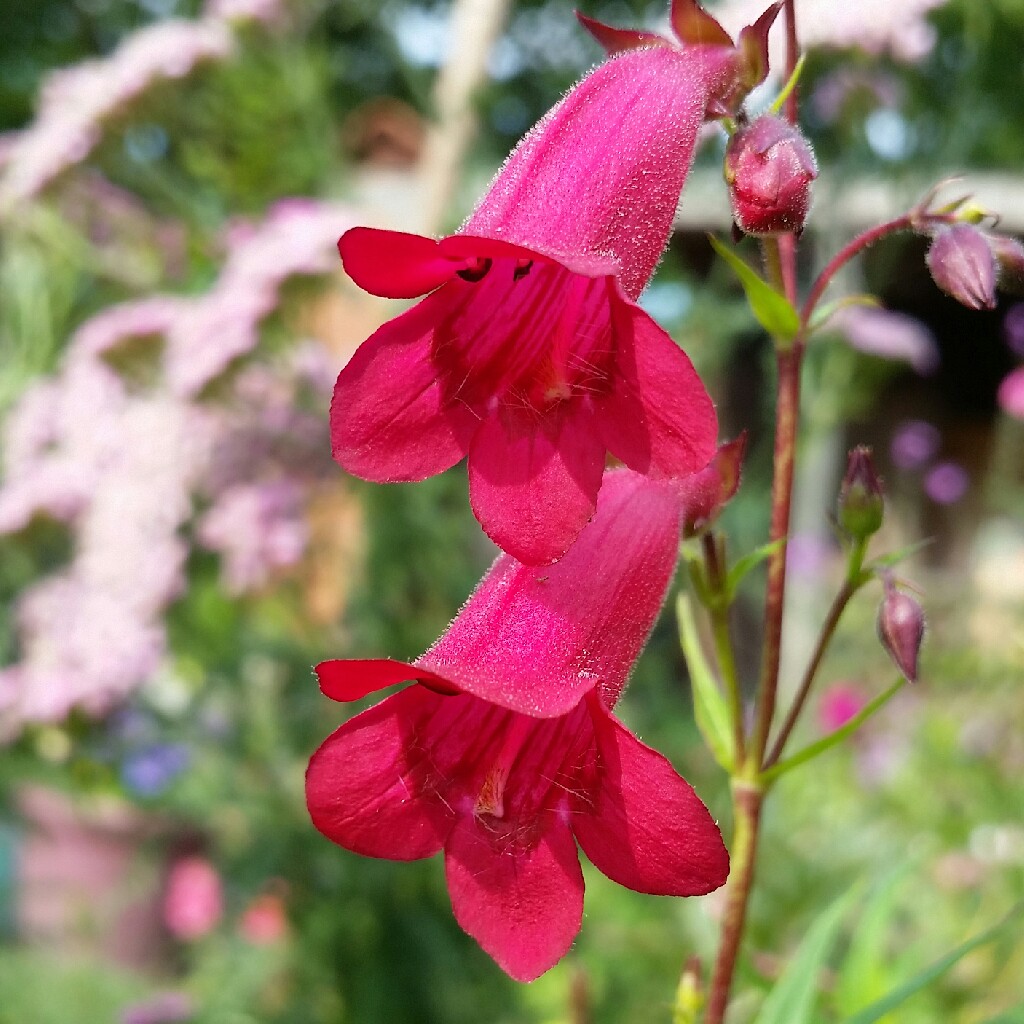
[724,115,817,237]
[838,446,884,541]
[877,579,925,683]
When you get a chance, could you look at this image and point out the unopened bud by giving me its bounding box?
[926,224,997,310]
[838,446,884,540]
[877,581,925,683]
[724,115,817,236]
[989,234,1024,295]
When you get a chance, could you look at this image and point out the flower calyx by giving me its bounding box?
[577,0,783,119]
[837,445,884,542]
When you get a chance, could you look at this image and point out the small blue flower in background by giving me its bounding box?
[121,743,191,798]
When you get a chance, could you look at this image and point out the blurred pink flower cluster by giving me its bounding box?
[0,200,351,737]
[0,0,284,209]
[998,303,1024,420]
[714,0,947,62]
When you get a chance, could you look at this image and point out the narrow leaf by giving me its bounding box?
[709,235,801,341]
[809,293,881,333]
[834,863,915,1015]
[753,888,861,1024]
[842,905,1024,1024]
[676,593,734,772]
[869,538,934,570]
[726,538,785,600]
[763,677,905,784]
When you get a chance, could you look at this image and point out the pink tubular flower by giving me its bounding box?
[306,470,729,981]
[331,26,768,564]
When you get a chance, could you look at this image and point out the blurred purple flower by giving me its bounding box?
[121,991,194,1024]
[810,69,901,125]
[0,200,351,737]
[924,461,969,505]
[998,367,1024,420]
[1003,304,1024,359]
[786,533,836,579]
[833,305,938,374]
[890,419,941,471]
[121,743,191,797]
[197,480,309,594]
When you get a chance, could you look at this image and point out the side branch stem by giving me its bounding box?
[800,215,913,326]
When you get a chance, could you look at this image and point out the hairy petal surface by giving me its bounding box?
[598,300,718,478]
[329,290,480,481]
[572,699,730,895]
[445,814,584,982]
[418,469,683,715]
[465,45,736,299]
[306,686,455,860]
[468,403,606,565]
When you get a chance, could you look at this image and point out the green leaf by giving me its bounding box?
[809,293,881,333]
[725,538,785,600]
[842,905,1024,1024]
[834,863,916,1016]
[869,538,934,570]
[675,593,734,772]
[709,235,801,341]
[753,888,861,1024]
[763,677,906,784]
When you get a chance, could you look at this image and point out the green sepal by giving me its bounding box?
[762,677,906,785]
[676,593,735,773]
[709,236,801,342]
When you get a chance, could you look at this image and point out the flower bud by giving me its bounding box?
[989,234,1024,295]
[724,115,817,236]
[838,446,884,540]
[877,581,925,683]
[926,224,996,310]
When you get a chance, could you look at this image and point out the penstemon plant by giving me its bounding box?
[309,0,1022,1019]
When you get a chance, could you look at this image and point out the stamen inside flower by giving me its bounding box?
[435,255,617,414]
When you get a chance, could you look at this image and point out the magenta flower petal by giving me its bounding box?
[573,700,729,896]
[445,815,584,982]
[316,658,456,702]
[332,43,733,560]
[418,469,683,714]
[468,403,606,565]
[339,228,465,299]
[306,686,454,860]
[576,13,671,54]
[464,45,736,301]
[330,290,481,481]
[599,303,718,478]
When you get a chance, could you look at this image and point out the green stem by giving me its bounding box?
[704,782,764,1024]
[764,539,869,768]
[703,533,746,764]
[749,341,803,767]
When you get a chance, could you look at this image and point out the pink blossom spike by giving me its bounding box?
[998,366,1024,420]
[307,469,728,978]
[331,39,744,562]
